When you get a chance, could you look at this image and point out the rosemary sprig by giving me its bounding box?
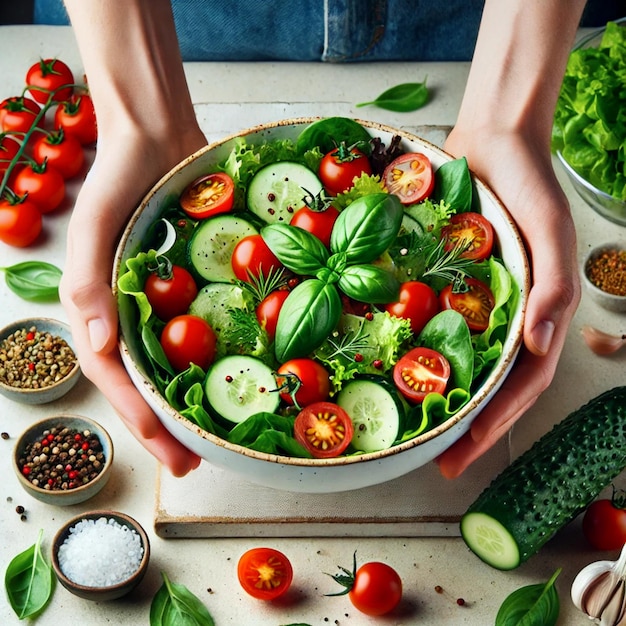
[237,266,288,304]
[324,322,371,361]
[421,238,476,286]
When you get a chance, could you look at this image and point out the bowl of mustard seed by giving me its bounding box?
[0,317,81,404]
[582,243,626,312]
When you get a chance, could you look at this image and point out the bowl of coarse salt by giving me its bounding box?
[51,510,150,601]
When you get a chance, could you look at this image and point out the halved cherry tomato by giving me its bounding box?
[385,281,439,335]
[14,161,65,214]
[26,58,74,104]
[179,172,235,219]
[439,277,495,332]
[145,263,198,321]
[256,289,290,339]
[31,129,84,179]
[277,358,331,407]
[231,234,282,282]
[54,94,97,145]
[294,401,353,458]
[290,205,339,248]
[319,143,372,196]
[383,152,434,205]
[237,547,293,601]
[441,212,494,260]
[160,314,217,372]
[393,347,450,404]
[0,96,40,134]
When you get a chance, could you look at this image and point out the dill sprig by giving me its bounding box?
[324,322,371,361]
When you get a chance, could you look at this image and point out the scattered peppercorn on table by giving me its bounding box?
[1,24,625,626]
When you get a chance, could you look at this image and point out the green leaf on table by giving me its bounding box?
[5,529,55,620]
[0,261,62,301]
[356,79,429,112]
[150,571,215,626]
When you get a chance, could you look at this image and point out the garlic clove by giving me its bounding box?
[581,325,626,356]
[599,579,625,626]
[572,560,615,611]
[581,570,620,618]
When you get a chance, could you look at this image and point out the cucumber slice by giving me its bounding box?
[460,513,520,571]
[247,161,322,224]
[400,213,425,236]
[188,214,258,283]
[205,355,279,424]
[336,377,404,453]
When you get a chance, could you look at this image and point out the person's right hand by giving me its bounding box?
[59,124,207,476]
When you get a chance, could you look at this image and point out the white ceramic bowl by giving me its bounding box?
[114,118,529,493]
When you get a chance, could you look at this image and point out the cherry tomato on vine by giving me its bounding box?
[439,277,495,332]
[160,314,217,372]
[441,212,494,261]
[54,94,97,145]
[231,234,282,282]
[144,263,198,321]
[294,401,353,458]
[393,346,450,404]
[383,152,434,205]
[0,96,40,134]
[256,289,290,339]
[290,204,340,248]
[179,172,235,219]
[26,58,74,104]
[327,552,403,617]
[385,281,439,335]
[237,547,293,601]
[14,161,65,214]
[0,198,42,247]
[0,135,21,178]
[277,358,331,407]
[582,489,626,551]
[318,143,372,196]
[31,129,84,179]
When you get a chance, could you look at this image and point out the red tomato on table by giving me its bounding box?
[14,161,65,214]
[54,94,97,145]
[26,58,74,104]
[31,130,84,179]
[0,96,40,134]
[582,490,626,551]
[0,198,42,248]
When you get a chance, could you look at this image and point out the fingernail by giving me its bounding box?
[88,318,108,352]
[532,320,555,355]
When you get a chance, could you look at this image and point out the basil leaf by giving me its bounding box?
[142,324,176,377]
[262,223,328,275]
[150,571,215,626]
[431,157,473,212]
[356,79,429,112]
[338,264,400,303]
[330,193,403,263]
[0,261,62,301]
[296,116,373,155]
[495,569,561,626]
[5,530,55,620]
[275,279,342,361]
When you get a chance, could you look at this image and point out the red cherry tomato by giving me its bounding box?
[383,153,434,205]
[393,346,450,404]
[14,161,65,214]
[0,198,42,247]
[0,96,40,134]
[179,172,235,219]
[256,289,290,339]
[26,58,74,104]
[384,281,440,335]
[439,277,495,332]
[54,94,97,145]
[31,130,84,179]
[0,135,21,178]
[277,358,331,407]
[160,314,217,372]
[294,401,353,458]
[441,212,494,261]
[582,491,626,551]
[231,234,282,282]
[289,205,340,248]
[318,143,372,196]
[144,264,198,321]
[237,547,293,601]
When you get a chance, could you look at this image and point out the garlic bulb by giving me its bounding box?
[571,543,626,624]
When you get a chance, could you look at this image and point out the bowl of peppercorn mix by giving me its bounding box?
[582,242,626,312]
[12,414,114,506]
[0,317,81,404]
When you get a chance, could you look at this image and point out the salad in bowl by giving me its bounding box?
[114,117,529,493]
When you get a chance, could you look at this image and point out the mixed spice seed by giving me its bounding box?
[585,248,626,296]
[18,425,106,491]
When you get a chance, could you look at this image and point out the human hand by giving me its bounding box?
[59,126,207,476]
[436,128,581,478]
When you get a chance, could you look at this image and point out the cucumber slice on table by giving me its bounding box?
[204,355,279,424]
[336,377,405,453]
[461,386,626,570]
[247,161,323,224]
[188,214,258,283]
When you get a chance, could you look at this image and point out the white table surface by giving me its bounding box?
[1,25,624,625]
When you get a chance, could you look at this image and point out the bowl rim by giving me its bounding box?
[51,509,150,593]
[13,413,114,498]
[114,117,530,468]
[0,317,81,396]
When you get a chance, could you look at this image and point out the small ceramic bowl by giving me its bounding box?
[0,317,81,404]
[582,243,626,312]
[13,414,114,506]
[51,510,150,601]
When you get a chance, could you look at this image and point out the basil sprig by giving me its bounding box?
[262,192,402,361]
[0,261,62,301]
